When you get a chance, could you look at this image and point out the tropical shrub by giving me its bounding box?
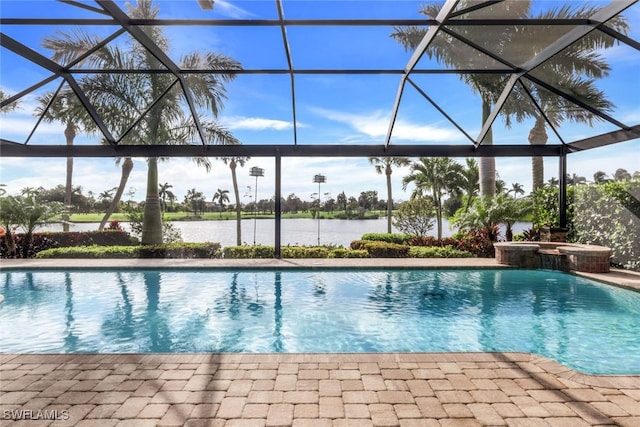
[452,194,531,242]
[573,180,640,271]
[222,245,274,259]
[361,241,410,258]
[532,185,576,241]
[409,246,473,258]
[454,228,496,258]
[361,232,411,244]
[35,242,221,259]
[281,246,330,258]
[408,236,460,247]
[105,220,124,231]
[350,240,368,250]
[0,194,64,258]
[0,231,133,259]
[328,248,369,258]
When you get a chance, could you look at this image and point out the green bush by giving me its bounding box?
[281,246,330,258]
[532,185,576,241]
[36,245,132,258]
[409,245,473,258]
[222,245,337,259]
[222,245,274,258]
[35,242,221,259]
[350,240,367,250]
[361,232,411,244]
[362,241,410,258]
[1,230,134,258]
[328,248,369,258]
[573,180,640,271]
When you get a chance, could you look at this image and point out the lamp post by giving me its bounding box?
[313,174,326,245]
[249,167,264,245]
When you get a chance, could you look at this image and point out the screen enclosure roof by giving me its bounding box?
[1,0,639,159]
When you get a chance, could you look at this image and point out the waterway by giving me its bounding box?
[43,218,530,248]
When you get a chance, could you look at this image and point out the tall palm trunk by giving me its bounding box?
[142,157,163,244]
[529,115,548,192]
[434,189,443,240]
[99,157,134,230]
[479,100,496,196]
[385,164,393,234]
[230,160,242,245]
[63,121,76,232]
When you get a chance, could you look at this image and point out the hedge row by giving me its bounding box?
[361,232,411,244]
[408,246,473,258]
[35,242,221,259]
[1,231,133,258]
[220,246,368,259]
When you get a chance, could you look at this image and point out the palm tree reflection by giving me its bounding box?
[272,272,283,352]
[63,272,78,352]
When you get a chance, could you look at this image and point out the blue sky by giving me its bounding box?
[1,0,639,204]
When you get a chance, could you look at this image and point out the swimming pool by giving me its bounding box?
[1,268,639,375]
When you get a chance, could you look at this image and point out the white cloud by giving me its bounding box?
[0,116,64,139]
[620,107,640,125]
[223,116,294,131]
[214,0,256,19]
[311,108,462,142]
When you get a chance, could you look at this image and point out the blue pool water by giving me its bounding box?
[1,269,639,375]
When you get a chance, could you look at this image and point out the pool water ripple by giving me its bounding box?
[1,268,639,374]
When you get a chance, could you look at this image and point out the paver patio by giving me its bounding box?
[1,352,640,426]
[2,259,639,426]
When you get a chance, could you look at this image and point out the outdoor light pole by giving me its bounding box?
[313,174,326,245]
[250,167,264,245]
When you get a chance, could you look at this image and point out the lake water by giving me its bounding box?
[43,218,530,247]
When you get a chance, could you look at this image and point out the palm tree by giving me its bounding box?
[391,2,628,195]
[391,2,530,196]
[35,89,94,232]
[99,189,115,205]
[42,0,242,244]
[212,188,230,218]
[520,6,628,192]
[220,157,249,245]
[568,173,587,186]
[456,158,479,213]
[508,182,525,199]
[0,90,20,113]
[454,193,531,242]
[614,168,632,181]
[159,182,173,212]
[337,191,348,215]
[369,157,411,233]
[402,157,463,239]
[98,157,135,230]
[185,188,205,215]
[593,171,609,183]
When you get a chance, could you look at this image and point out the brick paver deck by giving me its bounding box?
[2,259,640,425]
[1,352,639,426]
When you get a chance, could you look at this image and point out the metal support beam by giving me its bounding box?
[559,147,567,229]
[96,0,208,145]
[385,0,460,148]
[275,0,298,145]
[274,153,282,259]
[567,125,640,152]
[476,0,635,147]
[0,141,565,158]
[0,32,116,144]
